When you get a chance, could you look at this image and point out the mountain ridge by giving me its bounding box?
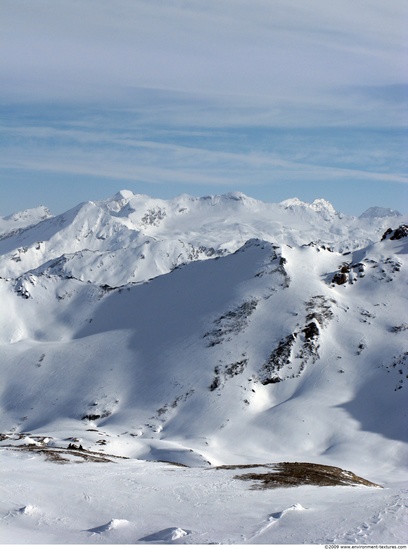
[0,191,406,481]
[1,190,406,287]
[1,190,407,544]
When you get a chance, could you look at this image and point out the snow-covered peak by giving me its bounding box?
[310,198,336,214]
[116,189,134,200]
[97,189,135,213]
[1,189,406,287]
[223,191,251,202]
[192,191,259,207]
[279,197,305,209]
[0,205,53,236]
[359,206,402,219]
[279,197,339,220]
[4,205,52,223]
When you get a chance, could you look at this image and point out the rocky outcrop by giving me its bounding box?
[381,224,408,241]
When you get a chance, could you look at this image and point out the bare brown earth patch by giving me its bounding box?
[216,462,381,489]
[1,442,128,463]
[0,433,383,486]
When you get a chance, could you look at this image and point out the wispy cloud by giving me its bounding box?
[2,129,407,190]
[1,0,406,103]
[0,0,407,215]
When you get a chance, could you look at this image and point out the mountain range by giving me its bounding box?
[0,190,407,544]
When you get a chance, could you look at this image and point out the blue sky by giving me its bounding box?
[1,0,407,216]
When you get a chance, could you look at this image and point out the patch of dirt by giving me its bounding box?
[216,462,381,489]
[1,443,129,464]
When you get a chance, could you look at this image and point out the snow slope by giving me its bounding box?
[0,191,407,544]
[1,449,407,544]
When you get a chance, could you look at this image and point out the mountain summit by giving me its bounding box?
[359,206,402,219]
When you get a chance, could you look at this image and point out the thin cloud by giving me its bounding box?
[1,0,406,213]
[2,139,407,189]
[1,0,406,103]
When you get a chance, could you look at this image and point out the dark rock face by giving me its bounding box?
[332,263,350,285]
[382,228,393,240]
[332,272,348,285]
[259,334,297,385]
[258,296,334,385]
[204,299,259,346]
[209,359,248,391]
[331,260,368,286]
[303,321,319,341]
[391,225,408,240]
[381,224,408,241]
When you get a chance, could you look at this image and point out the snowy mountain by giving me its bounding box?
[1,190,407,544]
[0,190,403,287]
[359,206,402,219]
[0,205,52,238]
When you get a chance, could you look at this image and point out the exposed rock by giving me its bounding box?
[204,299,258,346]
[259,334,296,385]
[209,359,248,391]
[381,224,408,241]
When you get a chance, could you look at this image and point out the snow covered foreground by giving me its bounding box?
[0,191,407,544]
[1,448,407,544]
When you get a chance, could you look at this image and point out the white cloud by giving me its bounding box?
[2,134,407,190]
[1,0,406,104]
[1,0,406,210]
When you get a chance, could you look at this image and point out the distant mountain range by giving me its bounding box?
[0,190,403,287]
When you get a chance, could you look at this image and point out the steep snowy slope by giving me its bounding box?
[0,192,407,544]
